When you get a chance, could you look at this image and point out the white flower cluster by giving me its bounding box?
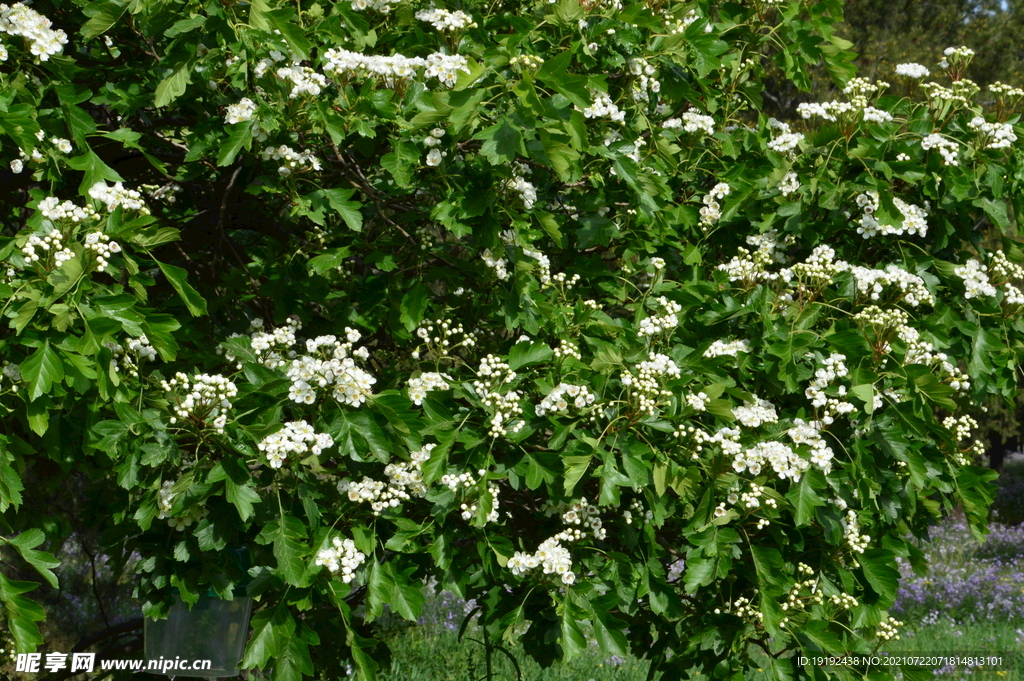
[685,391,709,411]
[262,145,322,177]
[989,250,1024,305]
[536,383,596,416]
[671,111,715,135]
[407,371,451,405]
[921,79,978,106]
[877,616,903,641]
[507,531,579,585]
[854,191,929,238]
[580,90,625,122]
[286,329,376,407]
[339,444,435,515]
[704,339,750,358]
[778,172,801,196]
[20,229,73,267]
[627,58,661,103]
[506,173,537,210]
[689,426,743,460]
[638,296,681,336]
[350,0,400,12]
[623,497,653,525]
[1,361,22,393]
[424,126,447,166]
[473,355,523,437]
[509,54,544,69]
[990,81,1024,99]
[162,372,238,433]
[456,481,501,523]
[276,64,328,98]
[698,182,730,228]
[787,418,835,472]
[236,317,301,370]
[784,245,849,296]
[258,421,334,469]
[844,510,870,553]
[225,97,257,124]
[802,353,855,427]
[416,8,477,30]
[323,48,467,88]
[424,53,470,87]
[253,49,289,79]
[552,339,581,360]
[83,232,122,272]
[713,595,763,623]
[412,318,477,360]
[88,182,151,215]
[104,335,158,378]
[896,325,970,392]
[157,481,177,520]
[620,352,680,415]
[767,131,804,155]
[943,414,978,444]
[734,441,809,481]
[920,133,959,166]
[954,258,997,299]
[895,62,930,79]
[560,496,606,540]
[967,116,1017,150]
[862,106,893,123]
[315,537,366,583]
[797,100,860,123]
[482,248,510,280]
[38,196,98,223]
[733,396,778,428]
[849,264,933,306]
[0,3,67,61]
[168,507,207,531]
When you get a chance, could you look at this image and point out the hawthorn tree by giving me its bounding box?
[0,0,1022,679]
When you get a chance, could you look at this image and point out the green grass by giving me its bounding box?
[885,619,1024,680]
[374,624,651,681]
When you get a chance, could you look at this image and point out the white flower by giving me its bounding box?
[425,148,444,166]
[895,63,930,79]
[225,97,257,124]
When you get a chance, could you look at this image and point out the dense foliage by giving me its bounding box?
[1,0,1022,679]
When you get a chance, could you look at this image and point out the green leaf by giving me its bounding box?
[154,60,194,108]
[0,571,46,652]
[81,1,126,39]
[382,563,425,622]
[154,260,208,316]
[217,122,253,167]
[850,383,875,414]
[859,548,899,605]
[562,455,591,496]
[399,282,429,332]
[508,341,553,370]
[6,530,59,589]
[560,598,588,661]
[785,470,825,527]
[0,441,24,513]
[273,515,309,587]
[474,118,526,165]
[225,477,262,522]
[65,150,124,193]
[750,545,784,591]
[265,9,311,60]
[21,341,63,401]
[318,189,363,232]
[795,620,845,655]
[241,604,296,668]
